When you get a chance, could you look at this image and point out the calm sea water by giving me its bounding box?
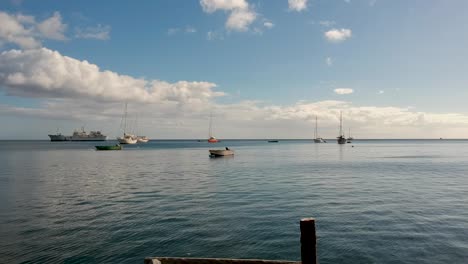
[1,140,467,264]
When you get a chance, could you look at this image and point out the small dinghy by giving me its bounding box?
[209,147,234,157]
[95,144,122,151]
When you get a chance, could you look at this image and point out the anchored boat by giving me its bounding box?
[209,147,234,157]
[337,111,346,144]
[95,144,122,151]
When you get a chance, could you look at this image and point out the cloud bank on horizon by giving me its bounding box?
[0,2,467,139]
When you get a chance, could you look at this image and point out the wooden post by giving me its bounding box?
[300,218,317,264]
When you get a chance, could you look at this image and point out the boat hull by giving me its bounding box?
[137,137,149,143]
[95,145,122,150]
[209,149,234,157]
[71,136,107,141]
[337,136,346,144]
[118,138,137,144]
[314,138,326,143]
[48,134,71,141]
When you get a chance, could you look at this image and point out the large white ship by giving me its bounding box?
[48,128,107,141]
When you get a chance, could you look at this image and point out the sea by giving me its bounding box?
[1,139,467,264]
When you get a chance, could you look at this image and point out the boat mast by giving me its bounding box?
[339,111,343,137]
[208,112,213,138]
[123,102,128,135]
[315,116,318,139]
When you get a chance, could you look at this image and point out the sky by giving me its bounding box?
[0,0,467,139]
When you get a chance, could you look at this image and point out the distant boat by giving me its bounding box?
[337,111,346,144]
[313,116,326,143]
[268,140,279,143]
[347,128,354,142]
[209,147,234,157]
[48,127,107,141]
[48,129,71,141]
[137,136,149,143]
[135,114,149,143]
[95,144,122,151]
[117,102,137,144]
[207,112,219,143]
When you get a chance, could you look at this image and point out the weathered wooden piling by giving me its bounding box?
[300,218,317,264]
[145,218,318,264]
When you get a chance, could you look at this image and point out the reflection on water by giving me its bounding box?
[1,140,468,264]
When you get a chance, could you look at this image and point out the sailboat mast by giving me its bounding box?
[208,112,213,138]
[123,102,128,135]
[339,111,343,136]
[315,116,318,138]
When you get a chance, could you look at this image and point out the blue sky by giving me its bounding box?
[0,0,468,139]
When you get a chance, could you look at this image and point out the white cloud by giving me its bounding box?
[36,12,67,41]
[0,48,224,104]
[200,0,249,13]
[0,11,68,49]
[75,24,111,40]
[226,8,257,32]
[263,21,274,29]
[207,30,224,40]
[288,0,308,12]
[0,11,41,49]
[334,88,354,95]
[319,20,336,27]
[324,28,352,43]
[200,0,257,32]
[326,57,333,66]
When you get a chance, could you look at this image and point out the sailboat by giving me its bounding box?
[337,111,346,144]
[347,128,353,143]
[135,114,149,143]
[117,102,138,144]
[207,112,219,143]
[313,116,326,143]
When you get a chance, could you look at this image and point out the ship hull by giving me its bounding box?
[48,135,71,141]
[70,136,108,141]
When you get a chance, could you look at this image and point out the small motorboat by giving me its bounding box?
[95,144,122,151]
[268,140,279,143]
[209,147,234,157]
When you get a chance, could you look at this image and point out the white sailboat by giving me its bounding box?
[313,116,326,143]
[337,111,346,144]
[117,102,137,144]
[347,128,354,143]
[207,112,219,143]
[135,114,149,143]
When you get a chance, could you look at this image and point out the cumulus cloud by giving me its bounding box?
[75,24,111,40]
[334,88,354,95]
[0,11,68,49]
[200,0,257,32]
[0,11,41,49]
[3,91,468,138]
[325,28,352,43]
[0,48,224,104]
[226,8,256,32]
[288,0,308,12]
[36,12,67,40]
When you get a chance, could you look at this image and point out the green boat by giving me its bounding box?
[95,144,122,151]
